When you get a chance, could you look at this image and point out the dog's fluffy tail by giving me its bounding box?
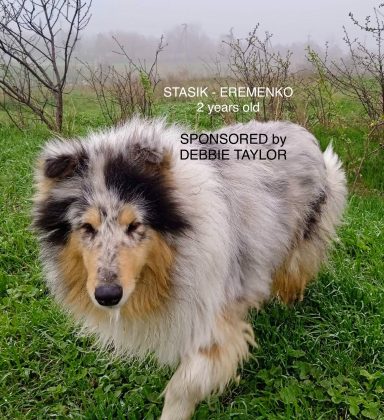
[272,144,347,303]
[322,144,347,236]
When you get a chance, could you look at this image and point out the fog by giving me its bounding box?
[88,0,378,43]
[76,0,381,75]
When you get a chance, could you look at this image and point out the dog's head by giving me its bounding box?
[33,135,188,316]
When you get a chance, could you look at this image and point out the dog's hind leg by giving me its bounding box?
[272,144,347,304]
[160,308,255,420]
[272,240,324,304]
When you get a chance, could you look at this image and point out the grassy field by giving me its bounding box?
[0,94,383,419]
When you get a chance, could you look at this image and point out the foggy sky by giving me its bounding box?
[88,0,380,45]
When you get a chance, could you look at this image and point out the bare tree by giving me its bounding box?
[305,5,384,190]
[0,0,92,132]
[307,4,384,123]
[79,35,165,125]
[223,25,292,121]
[302,50,337,127]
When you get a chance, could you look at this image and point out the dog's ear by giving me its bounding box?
[131,144,171,171]
[42,144,88,179]
[44,154,78,178]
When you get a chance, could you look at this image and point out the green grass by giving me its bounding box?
[0,98,383,419]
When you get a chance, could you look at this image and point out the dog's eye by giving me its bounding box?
[125,222,141,236]
[81,223,96,235]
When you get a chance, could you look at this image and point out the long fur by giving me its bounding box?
[33,118,347,419]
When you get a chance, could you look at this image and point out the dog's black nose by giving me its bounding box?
[94,284,123,306]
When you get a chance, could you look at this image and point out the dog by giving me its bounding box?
[32,118,347,419]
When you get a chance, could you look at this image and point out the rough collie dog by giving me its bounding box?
[32,118,346,419]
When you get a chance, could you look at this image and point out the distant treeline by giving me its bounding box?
[74,24,344,77]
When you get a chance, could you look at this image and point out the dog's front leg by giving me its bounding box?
[160,319,254,420]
